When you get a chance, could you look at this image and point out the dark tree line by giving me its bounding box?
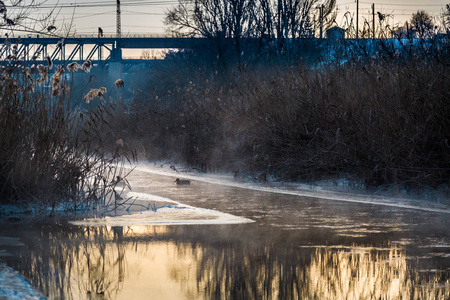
[165,0,336,59]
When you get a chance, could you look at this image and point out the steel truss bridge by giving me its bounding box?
[3,35,436,72]
[0,36,208,71]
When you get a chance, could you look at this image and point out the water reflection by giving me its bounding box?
[13,224,127,299]
[3,223,449,299]
[177,241,449,299]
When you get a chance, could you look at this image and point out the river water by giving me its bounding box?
[1,165,449,299]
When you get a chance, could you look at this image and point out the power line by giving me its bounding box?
[70,11,117,19]
[123,10,166,15]
[360,1,447,7]
[5,0,179,9]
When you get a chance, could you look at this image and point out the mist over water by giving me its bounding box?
[1,165,449,299]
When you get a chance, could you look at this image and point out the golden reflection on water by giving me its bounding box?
[188,243,449,300]
[14,225,450,299]
[308,246,407,299]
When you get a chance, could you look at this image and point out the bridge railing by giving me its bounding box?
[4,33,195,39]
[75,33,175,39]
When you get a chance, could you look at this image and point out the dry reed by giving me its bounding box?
[113,45,449,197]
[0,55,130,215]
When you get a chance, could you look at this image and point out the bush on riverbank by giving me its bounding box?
[112,44,450,196]
[0,59,128,212]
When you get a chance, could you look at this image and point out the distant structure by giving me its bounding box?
[326,26,345,43]
[326,27,346,58]
[392,26,417,39]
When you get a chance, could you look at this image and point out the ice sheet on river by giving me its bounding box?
[73,161,449,227]
[71,192,255,226]
[131,162,450,214]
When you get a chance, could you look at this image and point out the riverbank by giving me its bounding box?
[127,161,450,213]
[111,58,449,195]
[1,160,448,220]
[0,264,45,300]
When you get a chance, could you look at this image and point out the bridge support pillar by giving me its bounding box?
[109,45,123,83]
[109,61,123,84]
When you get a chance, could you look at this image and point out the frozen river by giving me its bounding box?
[1,164,449,299]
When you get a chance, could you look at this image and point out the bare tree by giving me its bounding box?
[166,0,258,62]
[0,0,66,37]
[311,0,336,36]
[251,0,275,38]
[165,0,255,39]
[165,0,336,58]
[441,4,450,33]
[411,10,434,38]
[165,0,337,39]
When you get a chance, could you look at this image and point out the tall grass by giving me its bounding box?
[0,57,129,213]
[114,45,449,196]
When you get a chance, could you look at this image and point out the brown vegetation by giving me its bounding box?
[0,59,129,212]
[114,54,449,194]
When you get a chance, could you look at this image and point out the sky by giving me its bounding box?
[334,0,448,30]
[10,0,450,37]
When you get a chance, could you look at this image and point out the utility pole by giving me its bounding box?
[313,14,316,37]
[372,3,375,39]
[116,0,121,38]
[277,0,282,40]
[356,0,359,39]
[319,5,323,39]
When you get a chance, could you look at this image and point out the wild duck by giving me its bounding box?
[175,178,190,185]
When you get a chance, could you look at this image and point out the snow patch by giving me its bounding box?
[126,191,181,205]
[70,192,254,226]
[0,265,45,300]
[71,205,254,226]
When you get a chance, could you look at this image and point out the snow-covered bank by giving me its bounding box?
[0,265,45,300]
[71,192,255,226]
[129,161,450,214]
